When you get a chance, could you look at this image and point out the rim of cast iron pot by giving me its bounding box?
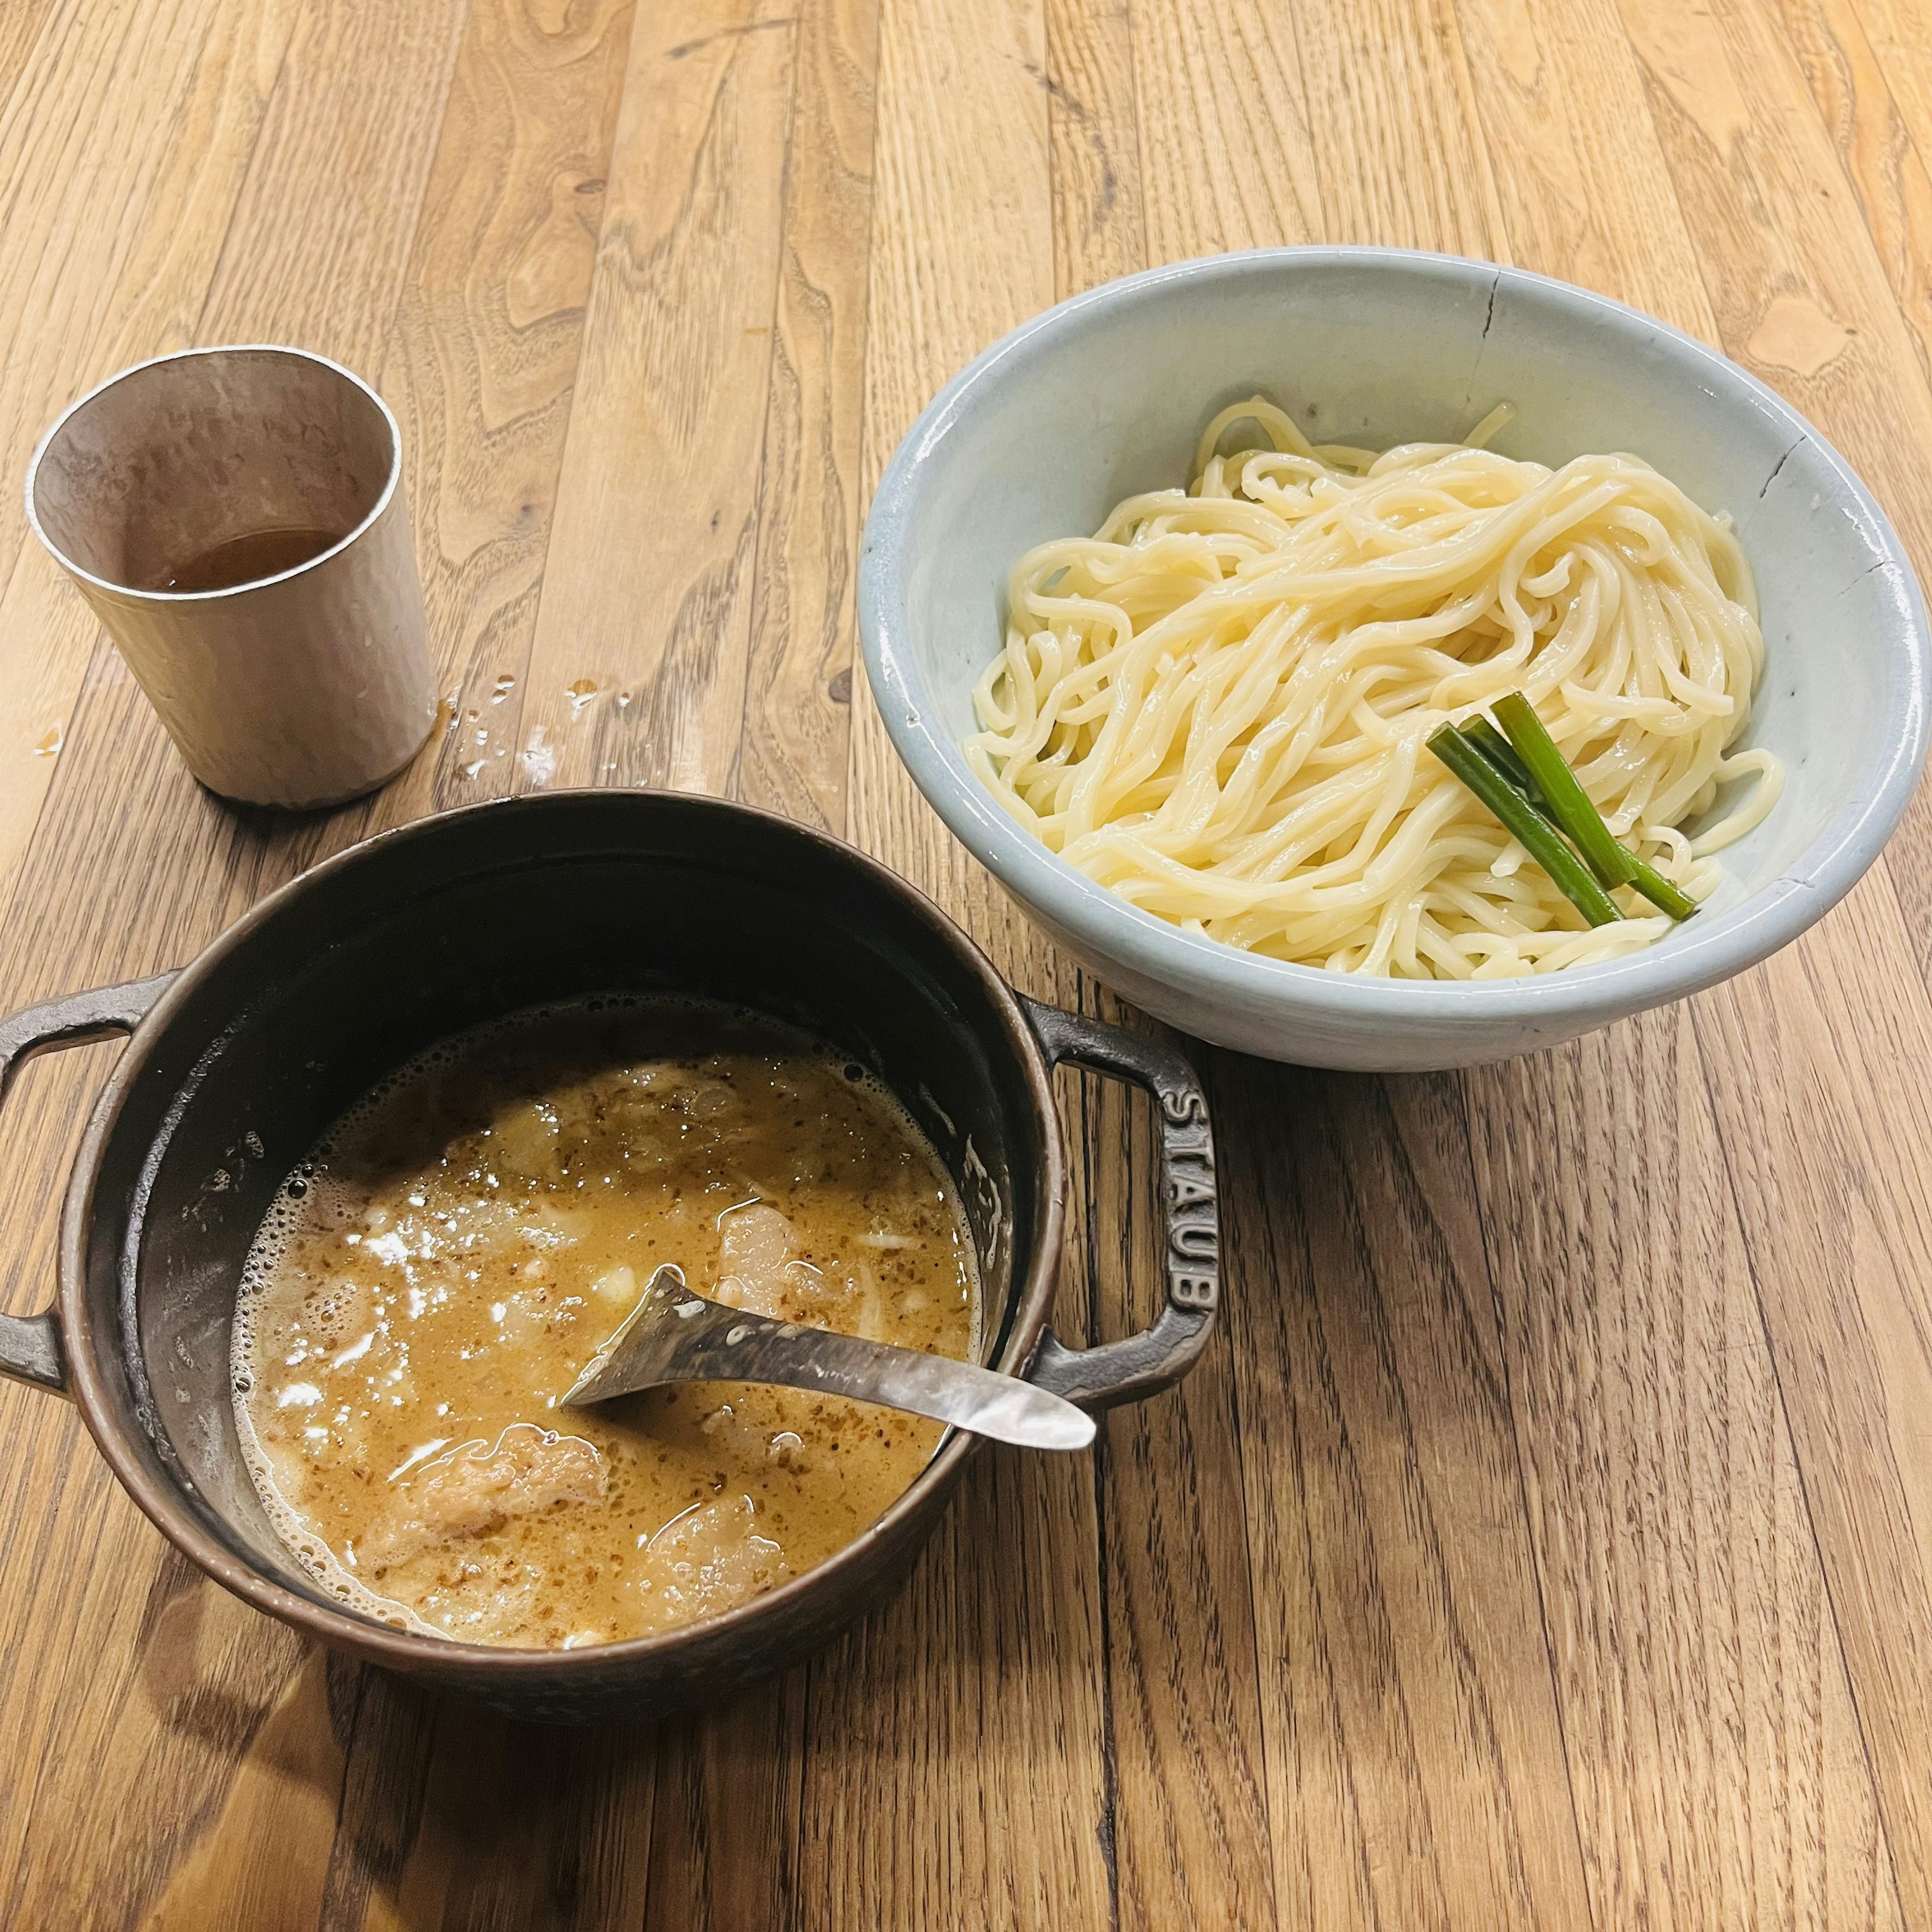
[59,788,1068,1674]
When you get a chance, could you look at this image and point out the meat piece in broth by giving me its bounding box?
[714,1201,888,1338]
[361,1423,606,1572]
[652,1493,789,1624]
[714,1201,795,1315]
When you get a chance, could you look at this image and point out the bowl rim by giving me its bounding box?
[858,245,1931,1027]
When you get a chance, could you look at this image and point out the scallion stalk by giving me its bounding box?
[1491,694,1635,887]
[1489,693,1699,921]
[1621,853,1699,921]
[1460,717,1539,802]
[1425,723,1623,927]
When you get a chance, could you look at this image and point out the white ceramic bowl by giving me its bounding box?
[858,250,1930,1070]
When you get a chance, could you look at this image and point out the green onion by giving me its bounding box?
[1621,853,1698,922]
[1460,717,1539,802]
[1490,693,1698,922]
[1491,694,1636,886]
[1425,723,1622,927]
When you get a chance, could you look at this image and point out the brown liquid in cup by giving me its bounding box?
[143,524,346,593]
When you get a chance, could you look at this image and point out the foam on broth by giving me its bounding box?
[231,997,980,1650]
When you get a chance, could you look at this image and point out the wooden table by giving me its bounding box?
[3,0,1931,1925]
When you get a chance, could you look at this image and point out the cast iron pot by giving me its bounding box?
[0,791,1220,1723]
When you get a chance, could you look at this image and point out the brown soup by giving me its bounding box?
[231,999,978,1649]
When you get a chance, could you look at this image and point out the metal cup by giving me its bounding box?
[25,345,437,810]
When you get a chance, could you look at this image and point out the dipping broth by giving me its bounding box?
[232,1000,979,1650]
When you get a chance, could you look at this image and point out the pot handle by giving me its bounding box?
[1019,997,1219,1411]
[0,973,179,1396]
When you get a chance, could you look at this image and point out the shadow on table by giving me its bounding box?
[130,1422,1090,1930]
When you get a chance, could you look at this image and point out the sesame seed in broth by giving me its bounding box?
[231,998,979,1650]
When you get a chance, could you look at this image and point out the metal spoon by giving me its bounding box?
[559,1264,1094,1452]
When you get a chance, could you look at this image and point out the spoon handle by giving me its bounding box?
[560,1266,1094,1452]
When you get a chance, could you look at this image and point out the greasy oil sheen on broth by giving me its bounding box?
[231,999,978,1650]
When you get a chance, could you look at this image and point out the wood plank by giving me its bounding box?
[1849,0,1932,178]
[1693,875,1932,1926]
[1073,1008,1278,1932]
[1775,0,1932,390]
[1214,1059,1593,1931]
[1291,0,1509,253]
[312,1672,440,1932]
[833,1,1118,1926]
[0,0,305,921]
[1444,6,1906,1922]
[1037,11,1277,1929]
[371,1709,656,1932]
[196,1,467,360]
[1043,0,1145,298]
[1612,0,1932,969]
[371,0,638,826]
[0,0,61,136]
[1450,0,1715,329]
[0,1535,313,1928]
[509,0,797,797]
[1467,1010,1905,1932]
[735,0,882,834]
[137,1652,347,1932]
[1597,0,1932,1906]
[1125,0,1321,260]
[638,1686,807,1932]
[0,5,483,1924]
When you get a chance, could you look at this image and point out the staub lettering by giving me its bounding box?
[1158,1076,1219,1314]
[1171,1220,1217,1260]
[1171,1271,1217,1310]
[1166,1223,1219,1310]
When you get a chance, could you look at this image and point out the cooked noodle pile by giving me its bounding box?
[967,397,1782,977]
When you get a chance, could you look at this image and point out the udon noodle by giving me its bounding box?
[967,397,1783,978]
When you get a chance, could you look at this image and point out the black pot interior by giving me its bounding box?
[82,793,1052,1625]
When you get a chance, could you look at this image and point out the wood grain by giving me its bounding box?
[1037,13,1279,1929]
[378,0,637,823]
[1429,5,1909,1920]
[1777,0,1932,391]
[735,0,881,833]
[4,0,1932,1926]
[0,0,305,917]
[1450,0,1715,330]
[1214,1060,1594,1932]
[1126,0,1320,259]
[827,5,1120,1929]
[1611,0,1932,968]
[1693,877,1932,1927]
[511,0,797,796]
[1468,1012,1906,1931]
[1293,0,1509,253]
